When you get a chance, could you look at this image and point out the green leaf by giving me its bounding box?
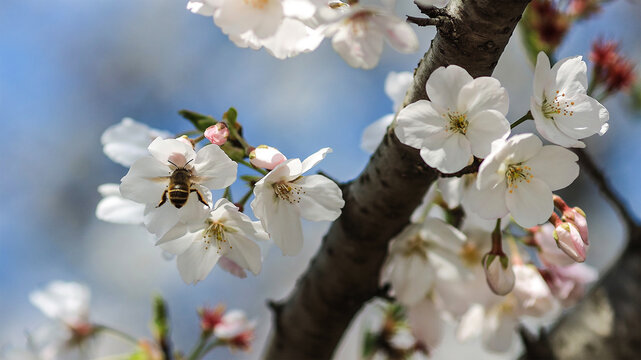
[221,142,246,162]
[223,107,238,126]
[178,109,218,132]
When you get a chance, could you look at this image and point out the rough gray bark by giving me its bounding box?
[263,1,530,359]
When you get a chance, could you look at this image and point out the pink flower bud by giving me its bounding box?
[563,207,588,245]
[204,123,229,146]
[482,252,515,295]
[249,145,287,170]
[554,222,587,263]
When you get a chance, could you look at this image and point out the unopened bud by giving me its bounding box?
[554,222,587,263]
[482,252,515,295]
[204,123,229,146]
[249,145,287,170]
[563,207,588,245]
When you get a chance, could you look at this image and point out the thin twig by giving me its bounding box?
[407,16,442,27]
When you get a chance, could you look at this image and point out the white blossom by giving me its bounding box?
[322,2,419,69]
[395,65,510,173]
[407,298,445,352]
[469,133,579,227]
[120,138,237,238]
[251,148,344,255]
[101,118,171,167]
[95,183,144,225]
[531,52,609,148]
[416,0,450,8]
[381,218,467,306]
[158,199,267,284]
[361,71,413,153]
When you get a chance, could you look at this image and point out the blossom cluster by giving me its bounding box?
[354,49,610,354]
[186,0,420,69]
[97,111,344,284]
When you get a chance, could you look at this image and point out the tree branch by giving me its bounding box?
[263,1,530,359]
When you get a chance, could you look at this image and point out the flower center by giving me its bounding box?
[244,0,269,9]
[505,164,534,193]
[202,220,231,253]
[460,242,481,267]
[402,235,429,260]
[445,111,469,134]
[273,181,304,204]
[542,90,575,119]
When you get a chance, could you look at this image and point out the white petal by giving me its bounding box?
[253,191,304,256]
[261,18,325,59]
[457,303,485,341]
[29,281,90,324]
[466,181,509,219]
[482,310,517,352]
[407,300,444,349]
[301,147,332,174]
[506,178,553,227]
[144,204,180,238]
[282,0,316,19]
[531,98,585,148]
[176,184,213,223]
[257,158,303,186]
[215,0,283,39]
[101,118,171,167]
[385,71,413,111]
[465,109,510,158]
[331,21,384,69]
[395,100,447,149]
[226,233,262,275]
[419,133,472,173]
[426,65,473,110]
[96,192,145,225]
[158,232,193,255]
[372,13,419,53]
[296,175,344,221]
[458,77,509,115]
[551,55,588,96]
[384,254,434,305]
[524,145,579,191]
[193,144,238,189]
[532,52,551,103]
[504,133,543,164]
[361,114,393,153]
[148,138,196,166]
[437,177,464,209]
[176,241,222,284]
[119,157,169,204]
[553,95,609,139]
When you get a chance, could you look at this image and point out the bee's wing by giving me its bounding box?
[148,176,170,182]
[190,176,208,184]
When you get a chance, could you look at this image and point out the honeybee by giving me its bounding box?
[155,159,209,209]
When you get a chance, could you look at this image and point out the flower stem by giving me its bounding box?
[197,339,225,359]
[192,134,206,143]
[236,188,254,210]
[94,325,138,345]
[238,159,268,175]
[510,111,533,129]
[491,218,503,253]
[187,332,212,360]
[223,187,233,202]
[226,123,252,155]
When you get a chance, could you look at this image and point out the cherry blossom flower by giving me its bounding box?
[95,183,145,225]
[249,145,287,169]
[541,263,597,306]
[199,304,226,332]
[361,71,413,153]
[457,264,558,352]
[120,138,237,238]
[381,218,467,306]
[214,310,256,351]
[407,298,445,353]
[322,2,419,69]
[470,133,579,227]
[251,148,344,255]
[395,65,510,173]
[554,221,587,263]
[101,118,171,167]
[531,52,609,148]
[157,199,267,284]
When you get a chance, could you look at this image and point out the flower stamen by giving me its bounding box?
[202,220,231,253]
[542,91,574,118]
[444,111,469,134]
[506,164,534,193]
[273,181,304,204]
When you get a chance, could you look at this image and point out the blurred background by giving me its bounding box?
[0,0,639,359]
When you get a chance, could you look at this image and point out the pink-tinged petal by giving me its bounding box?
[426,65,473,110]
[176,241,222,284]
[465,109,511,158]
[466,181,509,219]
[331,22,384,69]
[458,77,509,115]
[554,223,587,263]
[193,145,238,190]
[250,145,287,170]
[225,233,262,275]
[395,100,448,149]
[295,175,344,222]
[524,145,579,191]
[301,148,332,174]
[551,55,588,96]
[419,133,472,173]
[407,300,444,350]
[361,114,393,154]
[506,178,553,228]
[372,13,419,53]
[533,52,551,103]
[218,256,248,279]
[535,224,576,267]
[120,157,170,204]
[531,98,585,148]
[148,138,196,166]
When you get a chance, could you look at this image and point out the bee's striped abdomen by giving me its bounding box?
[169,186,190,208]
